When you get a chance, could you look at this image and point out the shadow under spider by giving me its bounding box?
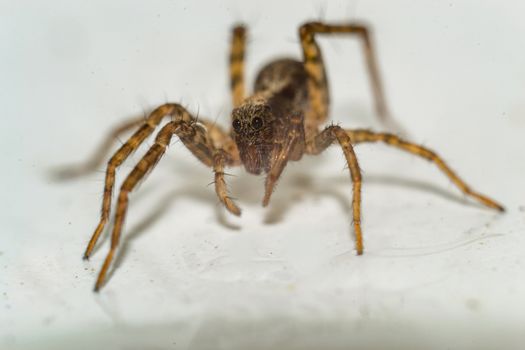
[108,186,235,275]
[103,166,484,281]
[363,174,480,205]
[262,171,485,225]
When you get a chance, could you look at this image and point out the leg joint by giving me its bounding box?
[299,22,320,40]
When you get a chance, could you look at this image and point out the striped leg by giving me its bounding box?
[94,118,241,291]
[94,121,179,291]
[214,150,241,215]
[83,104,189,260]
[177,120,241,215]
[299,21,389,128]
[230,25,247,108]
[306,125,364,255]
[347,129,504,211]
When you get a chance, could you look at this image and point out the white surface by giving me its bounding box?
[2,0,525,349]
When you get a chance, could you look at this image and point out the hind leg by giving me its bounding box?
[230,25,247,108]
[298,21,390,134]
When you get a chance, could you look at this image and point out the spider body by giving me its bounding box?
[233,58,308,175]
[61,22,503,291]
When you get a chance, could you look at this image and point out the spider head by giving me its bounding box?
[231,101,275,174]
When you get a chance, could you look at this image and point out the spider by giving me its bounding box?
[61,22,504,291]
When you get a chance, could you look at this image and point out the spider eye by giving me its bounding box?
[232,119,242,132]
[251,117,263,130]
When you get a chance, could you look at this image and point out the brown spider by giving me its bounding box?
[61,22,504,291]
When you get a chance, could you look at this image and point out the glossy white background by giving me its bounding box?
[2,0,525,349]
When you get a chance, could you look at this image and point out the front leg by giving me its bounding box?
[214,150,241,216]
[83,104,189,260]
[306,125,364,255]
[175,120,242,215]
[93,116,241,291]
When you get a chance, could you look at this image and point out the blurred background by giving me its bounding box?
[1,0,524,349]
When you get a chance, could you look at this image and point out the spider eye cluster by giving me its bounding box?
[232,117,264,132]
[232,119,242,132]
[251,117,263,130]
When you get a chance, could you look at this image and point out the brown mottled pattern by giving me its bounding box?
[62,22,504,291]
[81,103,243,291]
[92,113,244,291]
[262,113,305,206]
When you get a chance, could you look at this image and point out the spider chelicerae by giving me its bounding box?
[59,22,504,291]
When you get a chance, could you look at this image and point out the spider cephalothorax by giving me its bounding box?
[231,100,275,174]
[61,21,504,291]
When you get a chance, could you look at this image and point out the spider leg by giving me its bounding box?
[306,125,364,255]
[299,21,389,130]
[53,117,144,179]
[94,121,180,291]
[214,150,241,216]
[262,114,305,206]
[83,103,192,260]
[177,120,241,215]
[230,25,247,108]
[93,117,241,291]
[347,129,504,211]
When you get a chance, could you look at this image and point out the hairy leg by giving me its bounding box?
[94,121,179,291]
[306,125,364,255]
[83,104,189,260]
[230,25,247,108]
[299,21,389,131]
[84,104,241,260]
[214,150,241,215]
[347,129,504,211]
[93,117,241,291]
